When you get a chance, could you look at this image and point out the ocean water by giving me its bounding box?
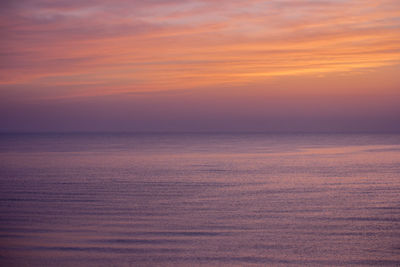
[0,133,399,266]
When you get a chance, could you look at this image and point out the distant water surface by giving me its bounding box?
[0,133,400,266]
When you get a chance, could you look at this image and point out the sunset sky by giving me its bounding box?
[1,0,400,132]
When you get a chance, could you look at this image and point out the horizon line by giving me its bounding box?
[1,131,400,135]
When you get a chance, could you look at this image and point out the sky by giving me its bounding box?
[1,0,400,132]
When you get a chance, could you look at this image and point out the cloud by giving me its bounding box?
[1,0,399,97]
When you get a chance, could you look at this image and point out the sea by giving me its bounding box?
[0,133,399,266]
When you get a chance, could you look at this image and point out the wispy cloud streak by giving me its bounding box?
[1,0,399,97]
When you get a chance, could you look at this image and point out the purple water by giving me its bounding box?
[1,133,400,266]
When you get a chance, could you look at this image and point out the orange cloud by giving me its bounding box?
[1,0,399,99]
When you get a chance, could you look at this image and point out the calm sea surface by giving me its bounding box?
[0,133,399,266]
